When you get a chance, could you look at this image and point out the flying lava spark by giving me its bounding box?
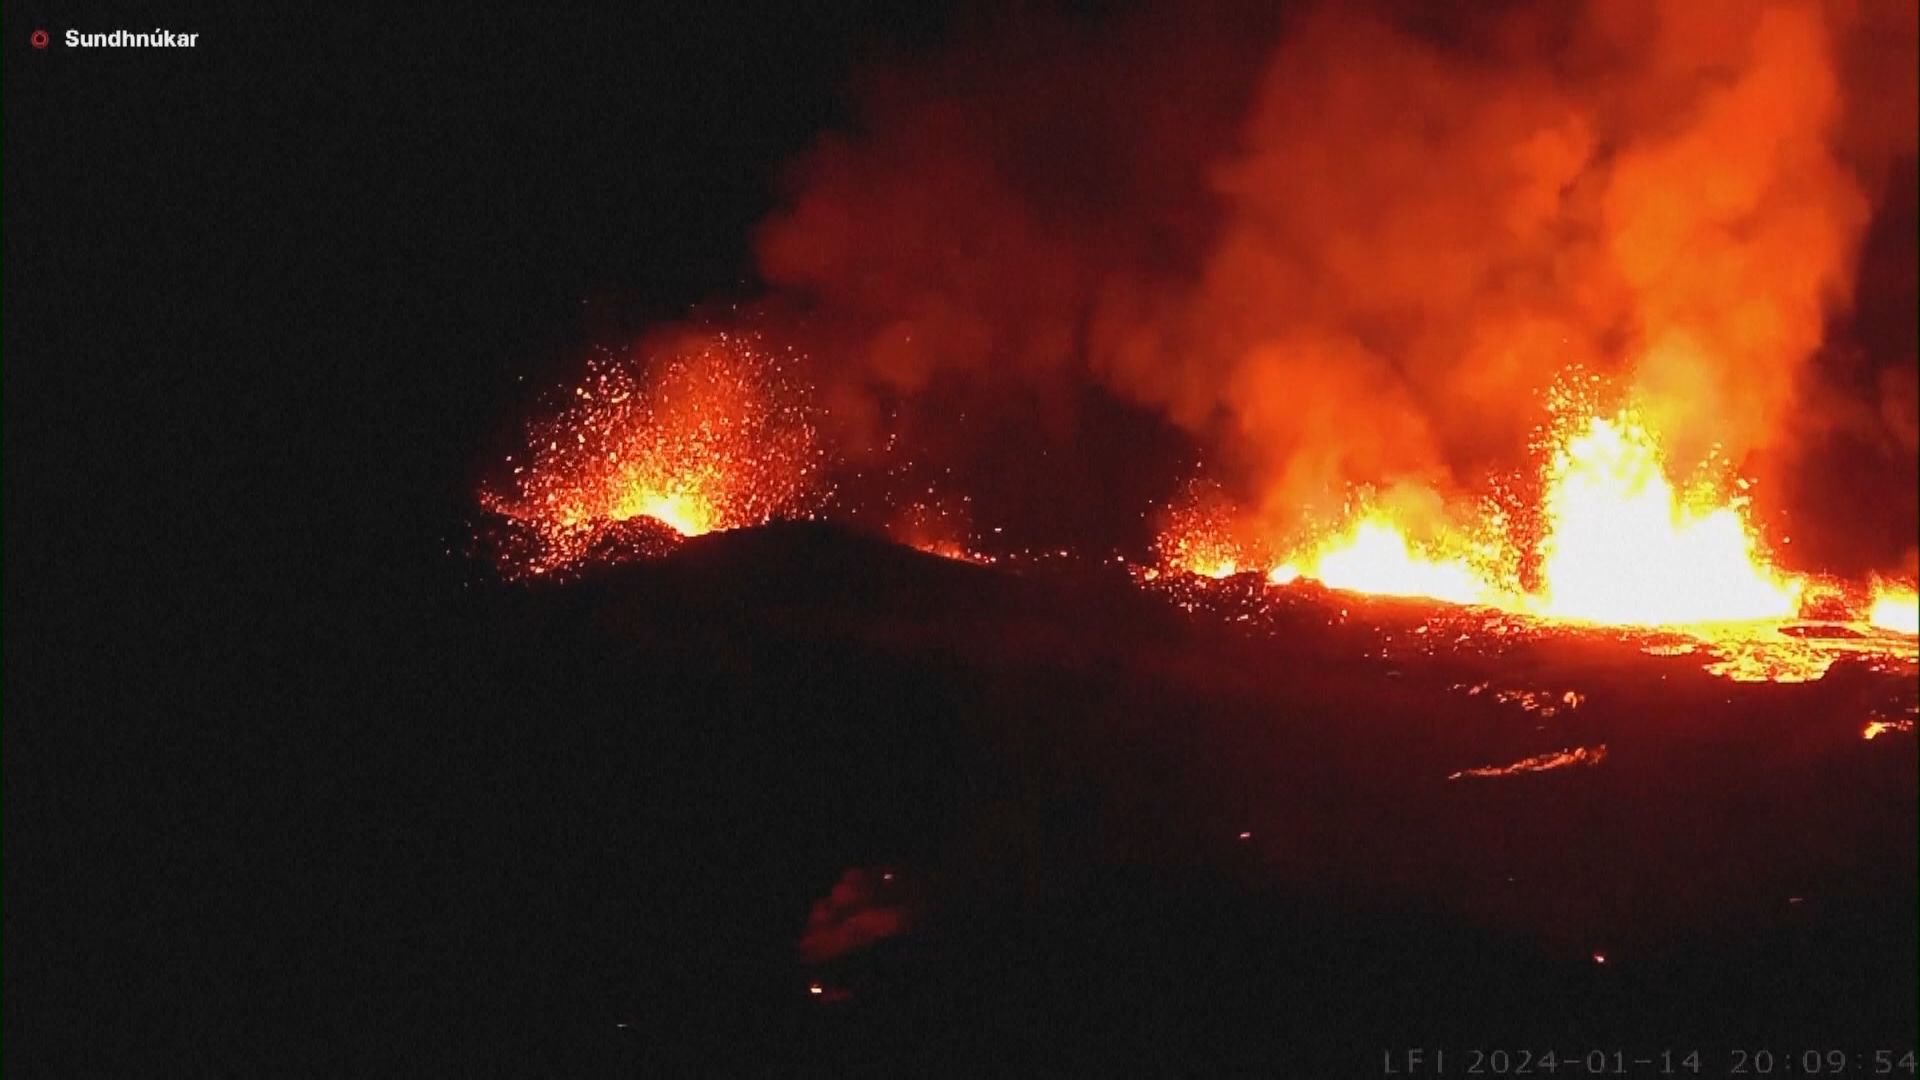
[479,332,826,576]
[1154,484,1252,581]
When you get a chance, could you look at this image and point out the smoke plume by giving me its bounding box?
[751,0,1914,560]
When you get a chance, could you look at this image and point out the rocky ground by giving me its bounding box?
[15,522,1914,1073]
[467,523,1916,1072]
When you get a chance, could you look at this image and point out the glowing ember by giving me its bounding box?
[480,332,824,575]
[1867,583,1919,636]
[1156,484,1251,580]
[910,538,994,564]
[1529,412,1800,626]
[892,501,995,565]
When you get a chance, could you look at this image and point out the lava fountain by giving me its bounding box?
[1156,381,1814,630]
[480,332,825,576]
[1526,410,1801,626]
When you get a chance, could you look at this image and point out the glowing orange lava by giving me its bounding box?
[480,332,824,575]
[1448,744,1607,780]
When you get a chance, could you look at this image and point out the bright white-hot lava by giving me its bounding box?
[1271,516,1498,607]
[1527,413,1800,626]
[1868,583,1920,636]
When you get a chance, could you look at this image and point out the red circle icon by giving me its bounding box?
[30,29,49,48]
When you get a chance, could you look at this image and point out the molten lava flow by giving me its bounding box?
[480,332,824,575]
[1868,582,1919,636]
[1528,411,1800,625]
[1448,744,1607,781]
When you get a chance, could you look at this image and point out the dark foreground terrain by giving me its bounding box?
[15,522,1918,1073]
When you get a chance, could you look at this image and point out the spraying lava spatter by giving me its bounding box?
[1526,411,1800,626]
[1156,483,1254,581]
[480,332,825,576]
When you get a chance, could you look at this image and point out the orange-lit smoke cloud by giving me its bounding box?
[754,0,1916,556]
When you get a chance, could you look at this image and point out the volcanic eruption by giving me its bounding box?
[480,331,827,576]
[479,0,1916,663]
[457,0,1920,1067]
